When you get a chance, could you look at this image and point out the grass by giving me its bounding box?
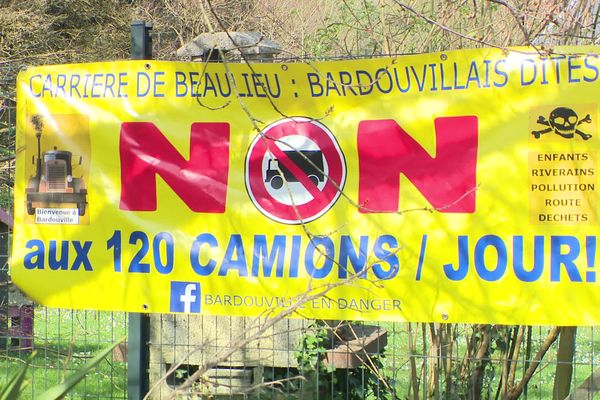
[380,323,600,399]
[0,307,127,399]
[1,309,600,399]
[248,322,595,399]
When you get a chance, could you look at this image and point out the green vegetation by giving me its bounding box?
[1,312,597,398]
[297,322,395,400]
[246,322,600,399]
[0,308,127,399]
[240,322,600,399]
[2,1,600,398]
[1,337,124,400]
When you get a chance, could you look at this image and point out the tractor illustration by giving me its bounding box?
[25,115,88,216]
[264,150,324,189]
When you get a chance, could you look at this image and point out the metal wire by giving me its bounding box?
[1,60,600,399]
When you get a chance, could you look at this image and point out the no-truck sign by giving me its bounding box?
[245,117,346,224]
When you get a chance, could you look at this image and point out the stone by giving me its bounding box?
[176,32,282,61]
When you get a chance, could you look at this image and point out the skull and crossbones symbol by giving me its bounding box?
[532,107,592,140]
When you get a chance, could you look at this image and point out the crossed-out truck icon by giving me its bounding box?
[264,150,325,189]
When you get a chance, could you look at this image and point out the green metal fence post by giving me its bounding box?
[131,20,153,61]
[128,20,152,400]
[128,312,150,399]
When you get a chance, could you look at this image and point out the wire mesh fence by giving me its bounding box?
[144,319,600,399]
[1,61,600,399]
[0,65,128,399]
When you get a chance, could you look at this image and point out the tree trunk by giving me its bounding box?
[553,327,577,400]
[469,325,491,400]
[407,322,420,400]
[505,327,560,400]
[427,323,440,399]
[565,366,600,399]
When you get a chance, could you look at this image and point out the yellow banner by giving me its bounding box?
[12,46,600,324]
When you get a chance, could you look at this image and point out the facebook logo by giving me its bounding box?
[170,282,201,313]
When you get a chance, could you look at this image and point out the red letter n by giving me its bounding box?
[120,122,230,212]
[357,116,478,213]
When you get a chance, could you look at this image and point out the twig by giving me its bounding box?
[505,326,560,400]
[390,0,507,51]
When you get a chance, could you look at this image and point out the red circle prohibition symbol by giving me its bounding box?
[245,117,346,224]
